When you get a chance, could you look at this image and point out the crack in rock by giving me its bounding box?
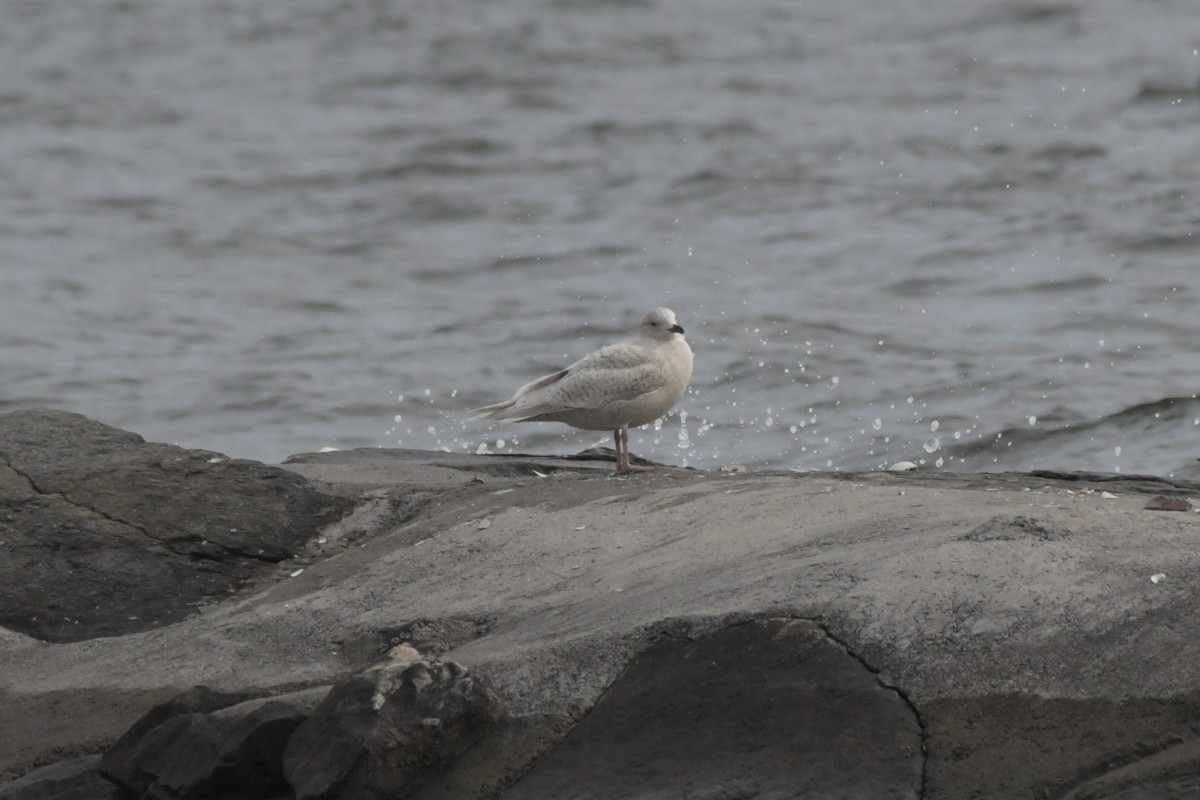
[811,617,928,799]
[1,448,163,541]
[503,615,925,799]
[0,410,347,642]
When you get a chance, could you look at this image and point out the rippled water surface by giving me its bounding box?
[4,0,1200,476]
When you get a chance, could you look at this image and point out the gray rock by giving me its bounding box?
[500,618,922,800]
[0,409,350,642]
[98,686,255,795]
[8,423,1200,798]
[99,687,328,800]
[0,756,125,800]
[123,703,301,799]
[283,654,503,800]
[961,514,1071,541]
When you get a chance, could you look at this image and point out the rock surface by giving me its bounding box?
[100,687,328,800]
[98,685,257,793]
[0,756,123,800]
[283,652,502,800]
[3,414,1200,799]
[500,617,922,799]
[0,409,350,642]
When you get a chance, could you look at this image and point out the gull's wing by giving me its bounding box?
[479,342,664,420]
[553,342,665,402]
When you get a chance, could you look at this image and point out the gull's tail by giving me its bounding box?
[471,368,569,421]
[470,398,519,421]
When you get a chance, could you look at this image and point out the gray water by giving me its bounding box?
[4,0,1200,477]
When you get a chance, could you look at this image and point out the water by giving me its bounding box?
[3,0,1200,477]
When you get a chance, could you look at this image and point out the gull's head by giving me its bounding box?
[641,307,685,340]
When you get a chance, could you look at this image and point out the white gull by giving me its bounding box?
[473,307,694,472]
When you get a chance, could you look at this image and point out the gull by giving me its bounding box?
[473,307,694,472]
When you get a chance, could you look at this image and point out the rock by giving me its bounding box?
[120,704,303,799]
[280,447,636,494]
[0,409,350,642]
[8,424,1200,798]
[921,694,1200,799]
[98,686,256,794]
[1143,495,1192,511]
[99,686,328,800]
[0,756,125,800]
[961,514,1071,541]
[1060,738,1200,800]
[500,618,922,799]
[283,656,503,800]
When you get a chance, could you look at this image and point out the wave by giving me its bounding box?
[941,395,1200,476]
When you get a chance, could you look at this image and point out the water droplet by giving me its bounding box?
[922,438,941,454]
[1114,445,1121,458]
[394,414,402,423]
[930,420,940,432]
[1027,415,1037,425]
[872,418,882,431]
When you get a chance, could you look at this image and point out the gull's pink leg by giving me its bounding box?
[615,425,654,473]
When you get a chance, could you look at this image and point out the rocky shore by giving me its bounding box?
[3,409,1200,799]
